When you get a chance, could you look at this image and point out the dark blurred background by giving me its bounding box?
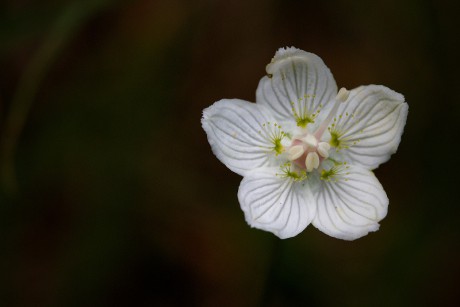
[1,0,459,306]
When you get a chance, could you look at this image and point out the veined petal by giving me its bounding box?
[312,164,388,240]
[238,167,315,239]
[256,47,337,130]
[202,99,285,176]
[327,85,408,169]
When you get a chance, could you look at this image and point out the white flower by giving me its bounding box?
[201,47,408,240]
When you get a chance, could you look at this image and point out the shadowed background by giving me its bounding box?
[1,0,459,306]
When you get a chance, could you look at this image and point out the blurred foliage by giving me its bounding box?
[0,0,459,306]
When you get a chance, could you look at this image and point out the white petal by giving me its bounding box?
[202,99,283,176]
[256,47,338,129]
[312,164,389,240]
[329,85,408,169]
[238,167,315,239]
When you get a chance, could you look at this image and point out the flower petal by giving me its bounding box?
[238,167,315,239]
[328,85,408,169]
[202,99,285,176]
[256,47,337,130]
[312,164,389,240]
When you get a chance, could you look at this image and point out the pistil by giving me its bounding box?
[286,133,331,172]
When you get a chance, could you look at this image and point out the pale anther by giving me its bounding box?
[317,142,330,158]
[288,145,305,160]
[336,87,350,102]
[303,134,318,148]
[305,152,320,172]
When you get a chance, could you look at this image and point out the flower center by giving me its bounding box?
[286,87,349,173]
[287,134,331,172]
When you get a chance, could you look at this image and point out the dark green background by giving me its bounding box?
[1,0,459,306]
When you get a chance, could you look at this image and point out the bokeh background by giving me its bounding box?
[1,0,459,306]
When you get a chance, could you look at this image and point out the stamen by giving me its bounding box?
[317,142,331,158]
[305,152,320,172]
[314,87,350,139]
[287,145,305,160]
[302,134,318,148]
[336,87,350,102]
